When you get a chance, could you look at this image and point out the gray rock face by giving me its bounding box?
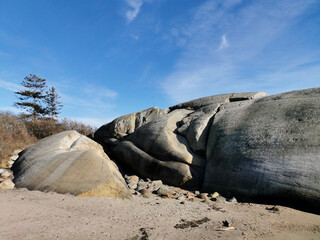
[112,141,203,188]
[93,88,320,212]
[95,107,169,139]
[203,88,320,210]
[12,131,132,199]
[126,109,205,167]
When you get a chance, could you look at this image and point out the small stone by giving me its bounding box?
[188,198,199,202]
[160,193,175,199]
[0,179,15,190]
[174,187,187,194]
[1,171,11,179]
[10,155,19,161]
[151,180,162,185]
[216,196,226,203]
[157,186,175,196]
[136,182,147,191]
[210,192,219,199]
[8,160,14,165]
[140,189,153,198]
[126,175,139,183]
[0,177,4,182]
[127,181,138,190]
[138,179,145,183]
[139,189,151,195]
[177,196,186,201]
[186,192,195,197]
[13,149,23,155]
[226,197,237,203]
[0,169,6,174]
[203,198,212,204]
[199,193,208,200]
[194,190,200,195]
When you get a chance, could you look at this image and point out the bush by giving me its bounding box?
[0,111,97,167]
[0,112,37,167]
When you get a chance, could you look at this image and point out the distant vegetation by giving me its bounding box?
[0,74,97,166]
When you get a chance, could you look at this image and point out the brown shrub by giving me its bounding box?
[0,112,97,167]
[0,112,37,167]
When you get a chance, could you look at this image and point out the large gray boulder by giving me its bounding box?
[113,141,203,188]
[12,131,132,199]
[95,107,169,140]
[203,88,320,209]
[126,109,206,168]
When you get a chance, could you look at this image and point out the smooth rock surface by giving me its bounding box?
[126,109,205,167]
[112,141,203,188]
[94,107,169,139]
[12,131,132,199]
[203,88,320,211]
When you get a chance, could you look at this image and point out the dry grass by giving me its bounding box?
[0,112,37,167]
[0,111,97,167]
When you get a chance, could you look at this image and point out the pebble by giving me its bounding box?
[199,193,208,200]
[186,192,195,198]
[0,179,15,190]
[1,171,11,179]
[126,175,139,183]
[157,186,175,196]
[210,192,219,199]
[10,155,19,161]
[160,193,175,199]
[127,181,138,190]
[13,149,23,155]
[151,180,162,185]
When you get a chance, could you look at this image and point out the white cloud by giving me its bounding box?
[125,0,143,22]
[162,0,318,103]
[218,34,229,50]
[0,80,21,92]
[83,84,118,99]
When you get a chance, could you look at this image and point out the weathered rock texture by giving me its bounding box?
[95,88,320,212]
[12,131,132,199]
[203,88,320,209]
[95,92,269,190]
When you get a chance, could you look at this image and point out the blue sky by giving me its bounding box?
[0,0,319,127]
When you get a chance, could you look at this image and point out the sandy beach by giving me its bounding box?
[1,188,319,240]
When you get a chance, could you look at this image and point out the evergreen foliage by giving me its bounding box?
[44,87,63,120]
[14,74,63,120]
[14,74,47,120]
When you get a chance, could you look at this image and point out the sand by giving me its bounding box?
[0,188,319,240]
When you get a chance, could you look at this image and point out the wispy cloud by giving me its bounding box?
[125,0,143,22]
[70,117,115,128]
[162,0,319,103]
[0,80,21,92]
[218,34,229,50]
[83,84,118,99]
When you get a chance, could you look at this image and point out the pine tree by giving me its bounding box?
[44,87,63,120]
[14,74,47,120]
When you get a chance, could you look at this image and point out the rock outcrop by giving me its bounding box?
[12,131,132,199]
[94,88,320,212]
[95,92,269,190]
[203,88,320,210]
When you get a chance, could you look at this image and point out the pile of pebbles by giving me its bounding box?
[124,175,237,204]
[0,149,21,190]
